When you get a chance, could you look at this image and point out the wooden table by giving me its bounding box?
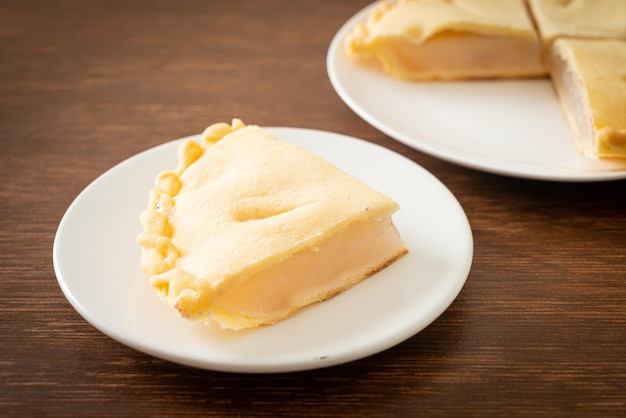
[2,0,625,416]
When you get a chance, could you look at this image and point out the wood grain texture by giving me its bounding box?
[1,0,625,416]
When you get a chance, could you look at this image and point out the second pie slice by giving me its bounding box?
[550,38,626,159]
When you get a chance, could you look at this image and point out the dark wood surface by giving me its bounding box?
[2,0,625,416]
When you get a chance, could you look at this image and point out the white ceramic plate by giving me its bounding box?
[327,2,626,182]
[53,127,473,373]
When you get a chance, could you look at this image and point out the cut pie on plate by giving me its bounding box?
[345,0,545,80]
[137,120,408,330]
[549,38,626,159]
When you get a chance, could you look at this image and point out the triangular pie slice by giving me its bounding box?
[345,0,545,80]
[549,38,626,159]
[137,120,408,330]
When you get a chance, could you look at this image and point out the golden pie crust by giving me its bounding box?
[527,0,626,47]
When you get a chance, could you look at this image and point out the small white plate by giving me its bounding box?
[53,127,473,373]
[327,2,626,182]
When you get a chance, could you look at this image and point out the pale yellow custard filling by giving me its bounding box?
[550,45,595,156]
[351,31,544,81]
[211,216,407,330]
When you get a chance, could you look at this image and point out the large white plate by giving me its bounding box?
[327,2,626,182]
[53,127,473,373]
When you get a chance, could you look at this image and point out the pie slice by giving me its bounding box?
[549,38,626,159]
[526,0,626,47]
[345,0,545,80]
[137,120,408,330]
